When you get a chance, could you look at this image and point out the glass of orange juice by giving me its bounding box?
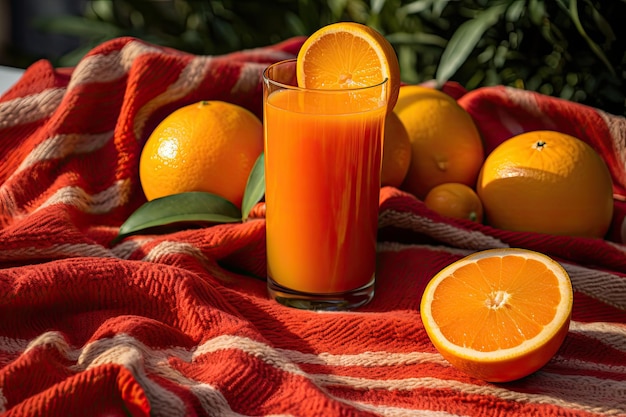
[262,59,388,310]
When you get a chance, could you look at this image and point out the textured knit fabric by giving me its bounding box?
[0,36,625,417]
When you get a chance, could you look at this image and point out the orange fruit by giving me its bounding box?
[381,112,411,188]
[424,182,483,223]
[139,100,263,208]
[296,22,401,111]
[420,248,573,382]
[394,85,484,199]
[476,130,614,238]
[393,84,455,113]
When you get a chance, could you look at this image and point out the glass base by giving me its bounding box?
[267,276,375,311]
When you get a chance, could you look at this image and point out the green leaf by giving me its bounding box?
[370,0,386,15]
[241,153,266,221]
[435,2,509,87]
[585,0,616,44]
[328,0,350,19]
[432,0,450,17]
[528,0,547,25]
[285,12,307,36]
[505,0,526,22]
[386,32,447,47]
[566,0,616,76]
[116,192,242,240]
[399,0,434,15]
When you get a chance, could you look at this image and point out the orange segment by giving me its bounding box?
[420,248,573,382]
[296,22,400,111]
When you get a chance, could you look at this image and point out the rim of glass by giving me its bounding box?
[263,59,388,92]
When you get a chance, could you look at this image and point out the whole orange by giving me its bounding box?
[394,85,484,199]
[476,130,614,238]
[424,182,484,223]
[381,112,411,188]
[139,100,263,208]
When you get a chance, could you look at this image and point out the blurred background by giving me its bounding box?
[0,0,624,115]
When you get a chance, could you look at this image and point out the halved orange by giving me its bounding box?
[296,22,400,111]
[420,248,573,382]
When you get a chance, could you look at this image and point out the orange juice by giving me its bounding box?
[264,88,386,294]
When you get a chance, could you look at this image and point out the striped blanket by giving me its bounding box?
[0,36,625,417]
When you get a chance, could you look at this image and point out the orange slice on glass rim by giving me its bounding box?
[420,248,573,382]
[296,22,400,111]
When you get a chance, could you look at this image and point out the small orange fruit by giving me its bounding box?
[296,22,401,111]
[394,85,484,199]
[139,100,263,208]
[424,182,483,223]
[476,130,614,238]
[381,112,411,188]
[420,248,573,382]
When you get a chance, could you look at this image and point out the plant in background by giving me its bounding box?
[28,0,626,115]
[432,0,624,115]
[385,0,625,115]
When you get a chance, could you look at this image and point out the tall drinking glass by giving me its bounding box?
[262,59,388,310]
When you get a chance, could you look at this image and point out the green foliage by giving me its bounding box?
[34,0,626,115]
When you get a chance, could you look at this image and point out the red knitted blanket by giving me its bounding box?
[1,37,625,417]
